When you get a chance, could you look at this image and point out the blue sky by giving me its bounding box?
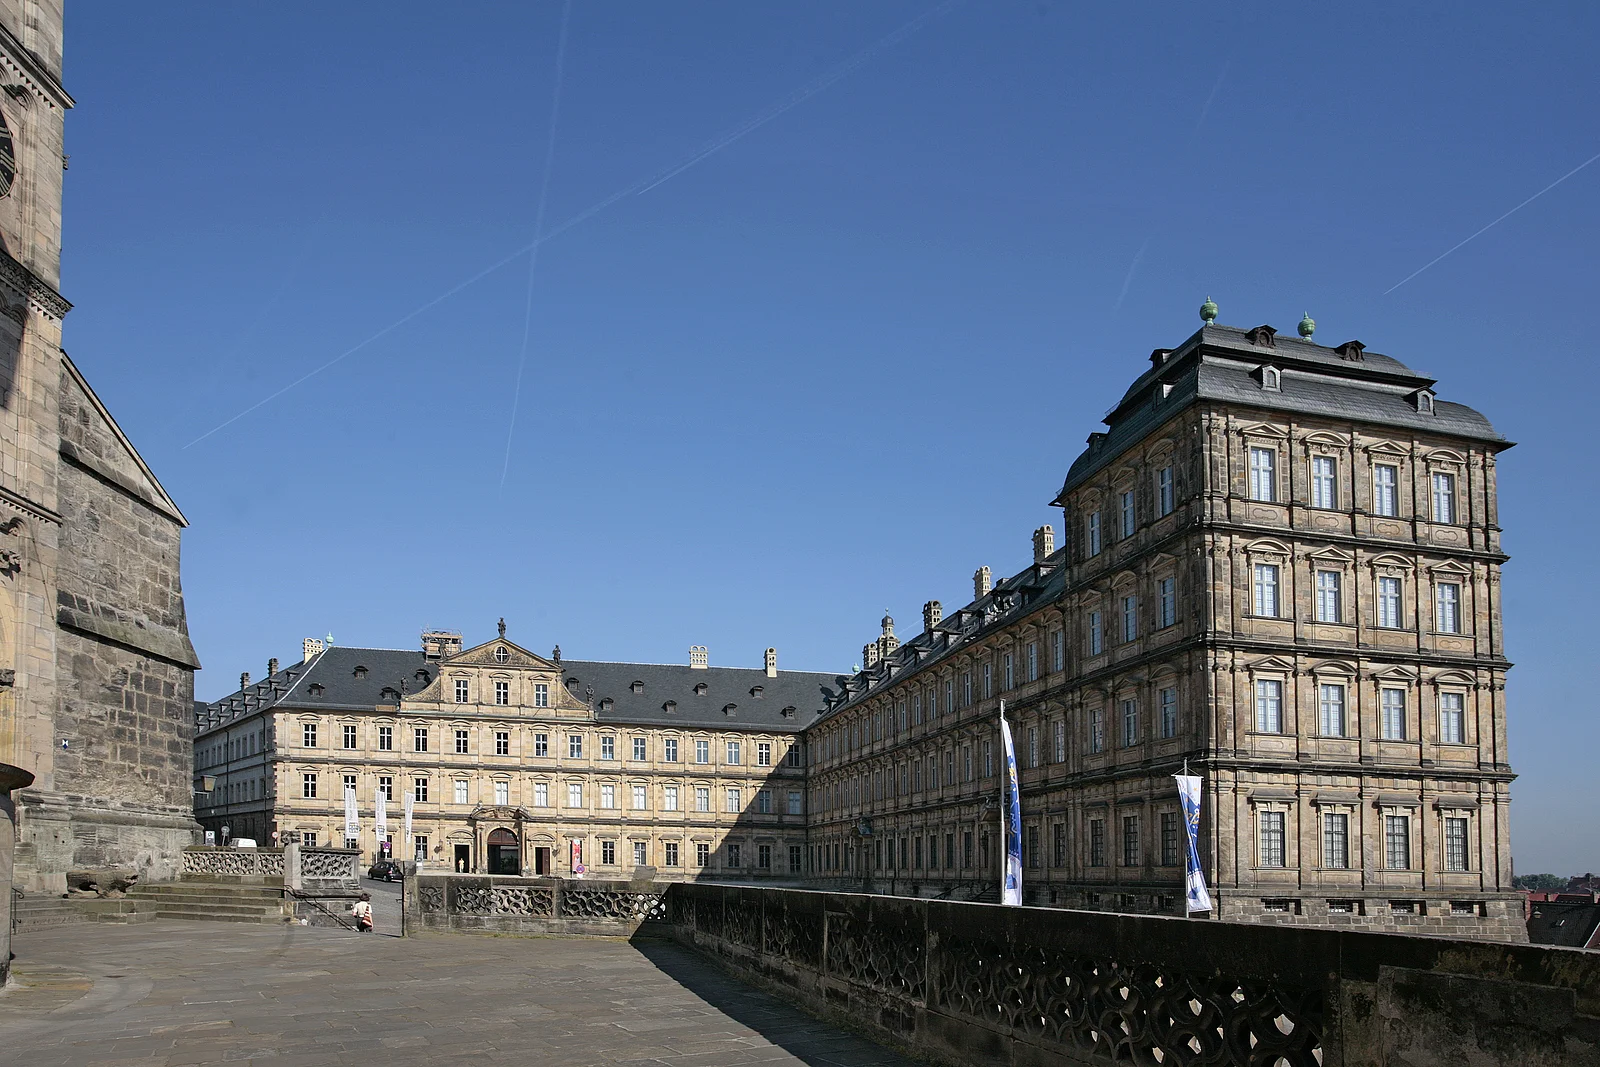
[59,2,1597,872]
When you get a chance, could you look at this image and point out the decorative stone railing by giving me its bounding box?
[661,883,1600,1067]
[180,846,286,881]
[406,874,666,936]
[295,847,360,892]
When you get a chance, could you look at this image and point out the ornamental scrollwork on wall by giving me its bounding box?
[561,887,664,922]
[418,886,445,913]
[181,849,285,878]
[826,909,925,1001]
[300,849,358,881]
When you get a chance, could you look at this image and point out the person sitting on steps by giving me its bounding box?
[352,892,374,933]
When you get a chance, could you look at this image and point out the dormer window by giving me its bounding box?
[1336,340,1366,362]
[308,684,325,697]
[414,669,430,684]
[599,697,614,712]
[353,665,368,678]
[782,706,797,719]
[494,646,509,663]
[1258,366,1281,392]
[749,686,764,698]
[1413,390,1435,414]
[694,682,708,696]
[380,687,399,701]
[1246,324,1278,348]
[630,680,644,694]
[722,703,738,716]
[663,700,677,713]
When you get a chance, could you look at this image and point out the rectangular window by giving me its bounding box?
[1445,816,1470,872]
[758,844,772,870]
[1027,642,1038,682]
[1316,570,1342,623]
[1436,582,1462,634]
[411,834,425,861]
[495,730,510,756]
[379,775,393,801]
[533,683,549,708]
[455,728,469,755]
[728,843,742,868]
[1121,489,1136,537]
[1051,630,1064,672]
[725,740,741,765]
[664,738,679,762]
[631,737,646,761]
[1160,811,1180,866]
[1374,463,1398,517]
[494,680,509,706]
[600,783,615,809]
[983,741,994,778]
[1259,811,1286,867]
[601,839,616,866]
[568,734,583,759]
[378,725,393,751]
[1087,511,1102,556]
[454,679,469,703]
[1159,686,1178,739]
[1027,825,1041,869]
[1088,611,1104,656]
[982,664,992,699]
[663,786,679,812]
[1122,815,1140,867]
[342,724,357,749]
[413,777,428,803]
[1157,466,1175,516]
[1089,819,1106,867]
[567,782,583,808]
[1249,447,1277,502]
[757,789,772,815]
[453,780,469,805]
[1378,576,1402,628]
[494,781,509,806]
[1122,595,1138,642]
[1323,812,1349,869]
[695,786,710,812]
[413,727,428,753]
[757,742,772,767]
[1385,814,1411,869]
[535,781,549,807]
[787,790,803,815]
[534,732,548,757]
[692,841,707,867]
[664,842,679,867]
[1312,455,1337,509]
[790,845,802,873]
[1027,727,1039,768]
[1319,683,1347,737]
[694,740,710,764]
[600,736,615,760]
[1054,720,1066,761]
[1003,653,1014,690]
[1439,692,1466,744]
[1381,688,1407,740]
[1432,471,1456,523]
[1253,563,1280,617]
[1089,707,1105,753]
[302,722,317,748]
[1156,577,1176,629]
[1121,699,1139,747]
[631,784,648,810]
[1255,680,1283,733]
[302,772,317,799]
[1053,822,1067,867]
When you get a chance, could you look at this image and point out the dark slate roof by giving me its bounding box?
[1056,323,1508,501]
[559,660,840,733]
[196,645,839,735]
[1526,900,1600,949]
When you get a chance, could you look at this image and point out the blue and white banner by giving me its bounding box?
[999,701,1023,907]
[1173,772,1213,913]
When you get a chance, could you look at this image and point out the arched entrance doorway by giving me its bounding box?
[487,827,520,875]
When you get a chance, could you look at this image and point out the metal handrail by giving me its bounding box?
[283,887,358,931]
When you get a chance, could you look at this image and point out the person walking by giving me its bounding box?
[352,892,374,933]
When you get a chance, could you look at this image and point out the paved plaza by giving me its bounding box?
[0,919,923,1067]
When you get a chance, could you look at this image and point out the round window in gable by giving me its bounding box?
[494,646,510,663]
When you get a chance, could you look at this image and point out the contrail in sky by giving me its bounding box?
[1384,148,1600,294]
[184,1,963,450]
[500,0,573,491]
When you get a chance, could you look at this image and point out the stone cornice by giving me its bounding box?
[0,247,71,320]
[0,482,61,524]
[56,597,201,670]
[0,23,72,110]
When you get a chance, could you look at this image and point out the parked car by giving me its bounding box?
[367,860,403,882]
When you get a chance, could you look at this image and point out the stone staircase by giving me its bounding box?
[12,894,154,928]
[125,881,290,924]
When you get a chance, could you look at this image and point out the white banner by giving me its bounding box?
[1173,773,1214,914]
[343,787,360,843]
[403,791,415,858]
[374,789,388,841]
[999,701,1023,907]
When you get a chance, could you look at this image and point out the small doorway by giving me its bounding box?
[534,846,551,876]
[488,828,520,875]
[453,843,471,873]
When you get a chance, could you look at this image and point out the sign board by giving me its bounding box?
[204,830,215,845]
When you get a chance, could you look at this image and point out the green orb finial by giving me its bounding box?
[1298,311,1315,339]
[1200,296,1218,325]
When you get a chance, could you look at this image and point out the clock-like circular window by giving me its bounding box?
[0,110,14,198]
[494,646,509,663]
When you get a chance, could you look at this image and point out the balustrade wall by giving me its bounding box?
[406,874,667,937]
[660,882,1600,1067]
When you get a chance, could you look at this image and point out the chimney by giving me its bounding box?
[863,643,879,669]
[764,648,777,678]
[974,566,992,599]
[240,672,250,692]
[303,637,324,662]
[923,600,942,632]
[267,657,279,678]
[1033,525,1055,563]
[689,645,709,670]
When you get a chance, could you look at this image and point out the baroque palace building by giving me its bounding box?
[807,313,1521,938]
[194,627,826,880]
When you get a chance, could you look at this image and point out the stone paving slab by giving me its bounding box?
[0,920,924,1067]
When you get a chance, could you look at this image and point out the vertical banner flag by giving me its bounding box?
[343,787,360,845]
[999,700,1023,907]
[403,791,415,860]
[571,839,586,877]
[374,790,388,853]
[1173,768,1214,913]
